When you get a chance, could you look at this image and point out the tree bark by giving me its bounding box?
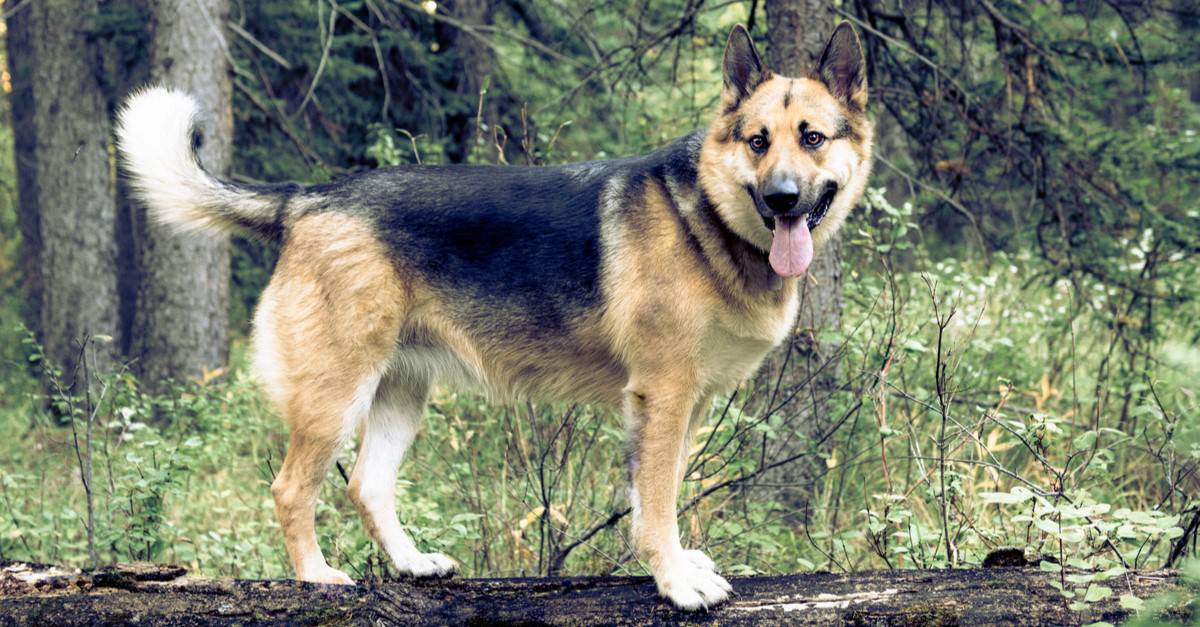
[759,0,842,500]
[8,0,122,382]
[129,0,233,391]
[0,561,1187,625]
[6,4,42,334]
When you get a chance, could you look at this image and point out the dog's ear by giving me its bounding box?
[722,25,766,104]
[816,22,867,111]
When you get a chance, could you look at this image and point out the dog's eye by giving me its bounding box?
[803,131,826,148]
[748,135,768,154]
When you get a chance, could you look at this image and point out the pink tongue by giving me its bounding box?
[769,216,813,277]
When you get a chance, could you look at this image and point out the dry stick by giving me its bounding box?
[293,0,340,119]
[227,21,293,69]
[233,80,329,169]
[62,338,116,571]
[1166,506,1200,568]
[395,129,424,164]
[831,8,975,106]
[77,340,98,571]
[1,0,34,19]
[924,278,958,567]
[391,0,577,67]
[531,0,739,116]
[473,81,490,163]
[327,1,392,122]
[874,259,900,494]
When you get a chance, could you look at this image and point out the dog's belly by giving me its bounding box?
[391,323,628,407]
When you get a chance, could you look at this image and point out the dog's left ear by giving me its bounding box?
[816,23,867,111]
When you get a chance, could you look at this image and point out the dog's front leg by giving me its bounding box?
[625,382,732,610]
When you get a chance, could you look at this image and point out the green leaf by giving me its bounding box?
[1059,527,1086,543]
[1118,594,1144,611]
[1099,566,1126,579]
[1083,585,1112,603]
[1036,518,1060,535]
[1072,430,1097,451]
[1040,560,1062,573]
[979,487,1034,504]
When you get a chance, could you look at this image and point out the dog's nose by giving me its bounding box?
[762,177,800,214]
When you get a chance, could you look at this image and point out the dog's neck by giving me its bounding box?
[649,131,788,300]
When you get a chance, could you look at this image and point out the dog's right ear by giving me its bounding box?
[722,25,766,104]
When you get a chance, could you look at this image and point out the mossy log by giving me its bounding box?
[0,560,1188,625]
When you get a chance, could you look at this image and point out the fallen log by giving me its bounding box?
[0,560,1189,625]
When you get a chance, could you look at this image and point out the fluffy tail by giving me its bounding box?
[116,86,291,240]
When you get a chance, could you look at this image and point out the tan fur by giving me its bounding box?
[254,213,408,583]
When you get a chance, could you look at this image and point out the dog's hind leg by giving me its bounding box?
[347,371,457,577]
[266,340,392,585]
[270,383,374,586]
[258,213,409,585]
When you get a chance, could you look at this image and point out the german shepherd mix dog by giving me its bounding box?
[117,23,872,609]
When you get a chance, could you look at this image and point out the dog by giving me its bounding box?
[116,22,873,610]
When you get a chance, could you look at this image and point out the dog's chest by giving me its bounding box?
[700,284,800,388]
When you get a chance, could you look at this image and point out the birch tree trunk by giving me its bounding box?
[129,0,233,391]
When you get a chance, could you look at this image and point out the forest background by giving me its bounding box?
[1,0,1198,615]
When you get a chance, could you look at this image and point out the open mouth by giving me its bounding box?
[752,184,838,233]
[805,185,837,230]
[746,184,838,278]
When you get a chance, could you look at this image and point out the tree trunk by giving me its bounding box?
[758,0,842,500]
[0,560,1186,625]
[129,0,232,391]
[5,1,42,334]
[9,0,122,383]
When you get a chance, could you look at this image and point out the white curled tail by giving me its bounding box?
[116,86,288,240]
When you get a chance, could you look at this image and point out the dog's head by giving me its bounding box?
[700,23,874,278]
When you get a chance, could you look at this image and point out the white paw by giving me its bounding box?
[392,551,458,578]
[655,551,733,611]
[682,549,717,572]
[299,564,355,586]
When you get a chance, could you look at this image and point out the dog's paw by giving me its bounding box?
[655,551,733,611]
[392,551,458,578]
[682,549,717,572]
[300,564,355,586]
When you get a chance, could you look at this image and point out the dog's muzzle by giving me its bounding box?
[750,180,839,232]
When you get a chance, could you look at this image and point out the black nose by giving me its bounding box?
[762,178,800,214]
